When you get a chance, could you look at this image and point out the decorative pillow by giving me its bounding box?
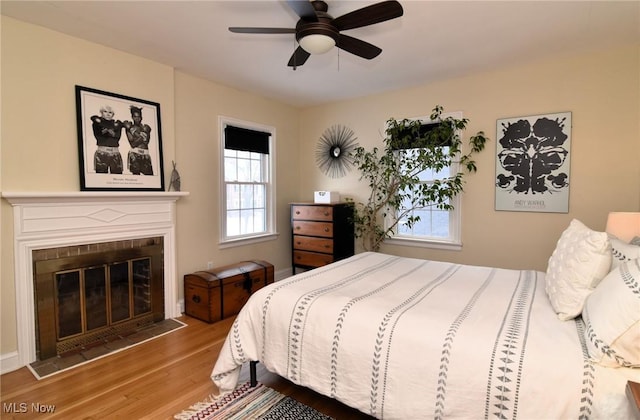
[610,236,640,271]
[631,236,640,246]
[545,219,611,320]
[582,258,640,367]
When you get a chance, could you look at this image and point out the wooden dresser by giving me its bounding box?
[291,202,354,273]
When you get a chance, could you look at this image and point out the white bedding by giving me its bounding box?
[212,252,639,419]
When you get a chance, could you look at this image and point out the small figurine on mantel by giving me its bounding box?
[168,160,181,191]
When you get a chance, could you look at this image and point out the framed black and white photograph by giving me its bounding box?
[495,111,571,213]
[75,85,165,191]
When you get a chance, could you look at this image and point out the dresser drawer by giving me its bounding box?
[292,205,333,221]
[293,250,334,267]
[293,235,334,253]
[292,220,333,238]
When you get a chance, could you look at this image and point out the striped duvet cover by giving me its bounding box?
[212,252,638,419]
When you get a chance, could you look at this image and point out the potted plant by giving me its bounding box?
[349,105,488,252]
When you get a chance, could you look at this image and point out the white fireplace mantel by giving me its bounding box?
[3,190,188,204]
[2,191,188,369]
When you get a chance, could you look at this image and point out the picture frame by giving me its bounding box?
[495,111,571,213]
[75,85,165,191]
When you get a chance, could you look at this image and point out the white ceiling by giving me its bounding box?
[2,1,639,108]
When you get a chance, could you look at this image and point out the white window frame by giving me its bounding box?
[384,111,463,251]
[219,116,277,248]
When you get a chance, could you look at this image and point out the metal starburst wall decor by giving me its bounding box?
[315,125,358,178]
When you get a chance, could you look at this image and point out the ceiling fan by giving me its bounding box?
[229,0,403,69]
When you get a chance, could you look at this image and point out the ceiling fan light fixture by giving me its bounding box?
[231,0,404,67]
[299,34,336,54]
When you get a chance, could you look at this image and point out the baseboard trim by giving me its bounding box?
[275,267,292,282]
[1,351,22,375]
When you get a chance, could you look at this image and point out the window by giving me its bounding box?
[386,112,462,250]
[220,117,276,246]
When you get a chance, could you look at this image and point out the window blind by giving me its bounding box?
[224,125,270,154]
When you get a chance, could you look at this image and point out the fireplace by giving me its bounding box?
[32,237,164,360]
[2,191,187,370]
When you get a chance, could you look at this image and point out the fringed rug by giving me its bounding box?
[174,381,335,420]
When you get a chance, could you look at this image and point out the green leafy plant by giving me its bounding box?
[348,105,488,252]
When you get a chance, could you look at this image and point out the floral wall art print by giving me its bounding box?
[495,112,571,213]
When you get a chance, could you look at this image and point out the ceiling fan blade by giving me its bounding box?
[333,0,403,31]
[336,34,382,59]
[287,46,311,68]
[286,0,318,21]
[229,27,296,34]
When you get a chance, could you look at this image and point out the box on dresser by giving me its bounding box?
[291,202,354,273]
[313,191,340,203]
[184,260,274,323]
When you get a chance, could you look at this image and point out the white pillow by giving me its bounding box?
[610,236,640,271]
[582,258,640,367]
[545,219,611,320]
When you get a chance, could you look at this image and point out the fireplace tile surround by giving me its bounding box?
[29,318,185,379]
[2,191,188,371]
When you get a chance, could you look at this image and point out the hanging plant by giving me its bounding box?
[315,124,359,178]
[349,105,488,252]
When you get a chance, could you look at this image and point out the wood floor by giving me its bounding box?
[0,315,373,419]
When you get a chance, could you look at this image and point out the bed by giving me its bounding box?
[212,230,640,419]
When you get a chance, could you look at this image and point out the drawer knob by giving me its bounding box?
[324,228,330,232]
[192,295,201,304]
[324,211,329,216]
[296,226,301,230]
[295,210,300,215]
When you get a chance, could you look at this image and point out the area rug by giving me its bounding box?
[174,381,335,420]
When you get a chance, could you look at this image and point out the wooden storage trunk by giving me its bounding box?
[184,260,274,323]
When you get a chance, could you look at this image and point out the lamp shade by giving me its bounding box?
[605,212,640,242]
[299,34,335,54]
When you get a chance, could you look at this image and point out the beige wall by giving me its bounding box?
[298,45,640,271]
[1,17,177,357]
[0,17,299,359]
[1,16,639,364]
[173,72,300,276]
